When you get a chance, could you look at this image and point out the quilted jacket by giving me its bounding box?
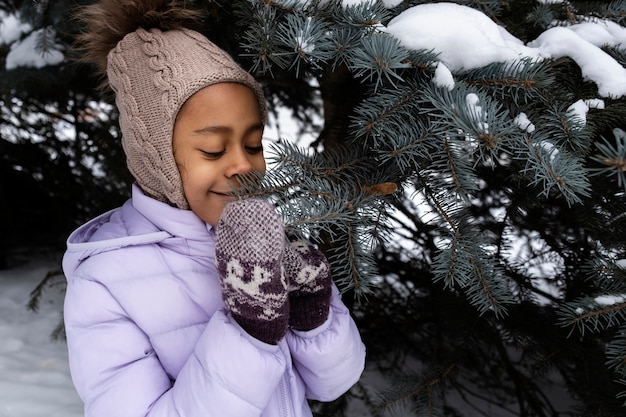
[62,184,366,417]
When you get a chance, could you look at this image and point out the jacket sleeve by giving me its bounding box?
[64,275,286,417]
[285,284,366,401]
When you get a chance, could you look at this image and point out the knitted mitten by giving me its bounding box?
[283,236,332,331]
[215,199,289,344]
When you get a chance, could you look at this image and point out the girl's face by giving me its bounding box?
[173,82,266,226]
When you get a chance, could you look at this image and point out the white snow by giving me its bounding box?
[594,294,626,306]
[382,3,541,72]
[432,62,455,90]
[0,254,83,417]
[528,26,626,98]
[0,11,31,45]
[514,112,535,133]
[382,2,626,98]
[567,99,590,124]
[465,92,488,132]
[5,27,64,70]
[568,20,626,48]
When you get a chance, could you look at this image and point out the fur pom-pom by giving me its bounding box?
[73,0,204,87]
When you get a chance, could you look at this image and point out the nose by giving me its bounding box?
[225,147,254,178]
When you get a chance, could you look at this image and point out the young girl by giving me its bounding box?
[61,1,366,416]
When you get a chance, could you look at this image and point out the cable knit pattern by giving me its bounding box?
[106,28,266,209]
[215,199,289,344]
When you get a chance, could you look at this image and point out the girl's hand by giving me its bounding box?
[215,199,289,344]
[283,237,332,331]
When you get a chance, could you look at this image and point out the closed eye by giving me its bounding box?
[246,145,264,154]
[200,150,224,159]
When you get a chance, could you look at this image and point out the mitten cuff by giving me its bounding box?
[233,311,290,345]
[289,288,332,331]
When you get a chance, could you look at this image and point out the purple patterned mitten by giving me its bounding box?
[283,237,332,331]
[215,199,289,344]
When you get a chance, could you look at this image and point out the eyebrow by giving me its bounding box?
[193,125,229,135]
[193,122,264,136]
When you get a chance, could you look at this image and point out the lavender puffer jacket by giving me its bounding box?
[62,185,365,417]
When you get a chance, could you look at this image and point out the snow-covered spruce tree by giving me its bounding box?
[6,0,626,414]
[201,0,626,415]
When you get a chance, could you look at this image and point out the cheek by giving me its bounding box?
[174,155,209,198]
[254,154,267,172]
[185,164,216,193]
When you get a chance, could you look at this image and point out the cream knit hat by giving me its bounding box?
[106,27,266,209]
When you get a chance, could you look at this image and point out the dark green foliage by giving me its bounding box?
[0,0,129,260]
[227,1,626,415]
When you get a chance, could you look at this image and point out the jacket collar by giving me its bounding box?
[130,184,215,256]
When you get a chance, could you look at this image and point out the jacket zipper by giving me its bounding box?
[278,376,292,417]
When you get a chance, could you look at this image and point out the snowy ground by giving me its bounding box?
[0,251,83,417]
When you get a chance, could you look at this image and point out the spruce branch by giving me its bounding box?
[275,12,333,77]
[403,48,441,72]
[417,81,522,166]
[606,324,626,380]
[431,226,513,318]
[519,133,591,206]
[327,220,376,295]
[27,267,65,313]
[375,365,455,417]
[348,31,410,90]
[559,296,626,337]
[230,1,626,410]
[527,4,556,30]
[590,132,626,191]
[461,58,555,105]
[559,258,626,338]
[327,27,362,71]
[549,102,593,155]
[351,80,432,152]
[233,140,394,293]
[35,26,58,57]
[420,135,480,199]
[331,0,391,28]
[581,1,626,24]
[422,183,514,317]
[239,4,290,75]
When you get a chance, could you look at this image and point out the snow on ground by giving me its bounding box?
[0,252,83,417]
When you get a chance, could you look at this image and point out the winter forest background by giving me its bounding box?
[2,0,626,416]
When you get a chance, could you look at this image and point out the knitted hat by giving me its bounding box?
[75,0,266,209]
[108,28,266,209]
